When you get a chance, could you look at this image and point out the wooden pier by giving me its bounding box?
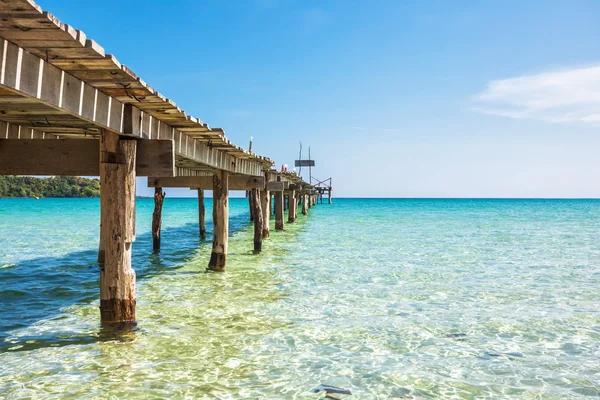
[0,0,330,325]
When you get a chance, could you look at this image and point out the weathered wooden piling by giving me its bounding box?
[302,193,308,215]
[198,189,206,240]
[275,190,284,231]
[248,190,254,222]
[252,188,263,253]
[288,191,297,223]
[208,169,229,271]
[152,188,165,252]
[261,188,270,238]
[99,130,137,324]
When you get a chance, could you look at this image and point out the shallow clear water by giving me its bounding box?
[1,198,600,399]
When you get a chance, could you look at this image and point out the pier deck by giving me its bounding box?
[0,0,327,325]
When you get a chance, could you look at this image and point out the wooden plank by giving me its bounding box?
[148,175,264,190]
[0,138,174,176]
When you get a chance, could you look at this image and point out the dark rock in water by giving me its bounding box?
[485,352,501,357]
[312,384,352,396]
[481,351,524,359]
[504,352,524,358]
[445,333,467,339]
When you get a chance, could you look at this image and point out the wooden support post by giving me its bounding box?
[198,189,206,240]
[261,189,270,238]
[328,189,332,204]
[288,191,297,223]
[208,169,228,272]
[284,195,288,212]
[248,190,254,222]
[302,193,308,215]
[252,188,263,253]
[99,130,137,325]
[152,188,165,252]
[275,190,284,231]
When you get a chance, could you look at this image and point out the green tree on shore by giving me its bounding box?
[0,176,100,198]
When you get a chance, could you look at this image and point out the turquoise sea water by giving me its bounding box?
[0,198,599,399]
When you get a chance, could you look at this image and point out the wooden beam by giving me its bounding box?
[208,169,228,272]
[0,138,174,176]
[266,181,287,191]
[137,139,175,177]
[148,175,264,190]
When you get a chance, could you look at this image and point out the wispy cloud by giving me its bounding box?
[472,65,600,123]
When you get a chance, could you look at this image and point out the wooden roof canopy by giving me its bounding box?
[0,0,274,176]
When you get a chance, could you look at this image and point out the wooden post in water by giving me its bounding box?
[302,193,308,215]
[252,188,263,253]
[152,187,165,252]
[275,191,284,231]
[247,190,254,222]
[288,191,296,223]
[208,169,228,272]
[261,187,270,238]
[99,130,137,324]
[198,189,206,240]
[284,194,288,212]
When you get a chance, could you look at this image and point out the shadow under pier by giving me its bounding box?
[0,213,254,352]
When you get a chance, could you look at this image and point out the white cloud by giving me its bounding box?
[472,65,600,123]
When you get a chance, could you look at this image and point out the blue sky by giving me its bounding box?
[46,0,600,197]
